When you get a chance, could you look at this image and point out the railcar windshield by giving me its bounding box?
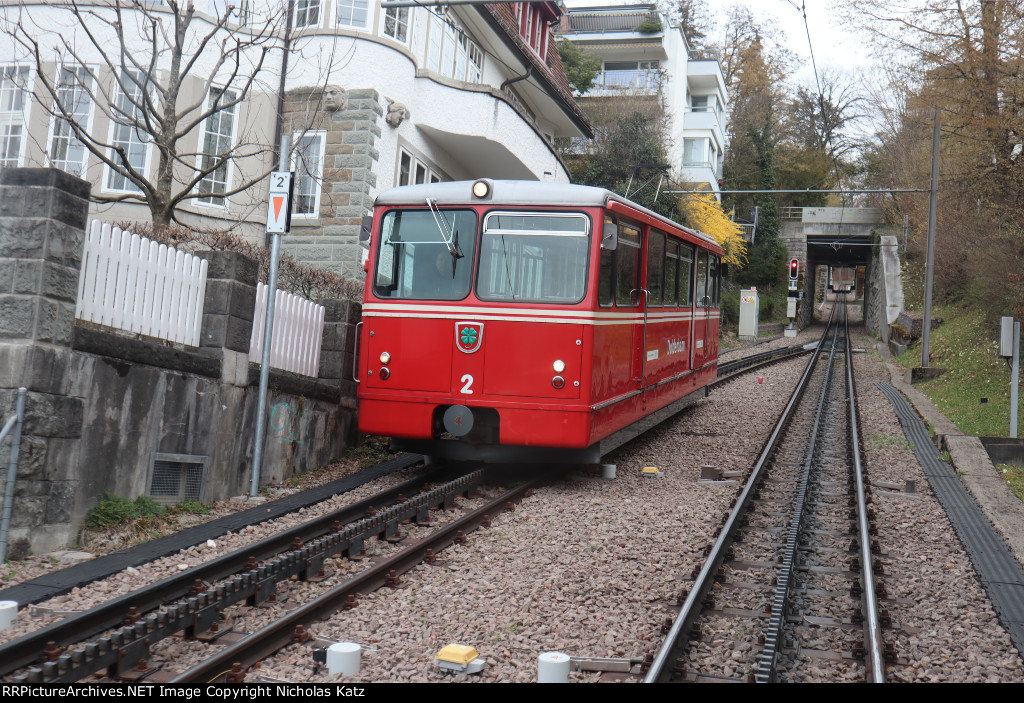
[373,209,478,300]
[477,212,590,303]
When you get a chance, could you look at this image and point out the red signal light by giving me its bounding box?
[789,258,799,279]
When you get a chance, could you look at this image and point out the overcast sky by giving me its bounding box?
[563,1,877,88]
[710,1,875,87]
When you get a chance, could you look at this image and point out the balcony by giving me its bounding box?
[687,52,725,92]
[683,107,725,134]
[680,160,720,192]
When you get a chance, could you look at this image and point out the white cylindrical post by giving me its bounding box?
[327,642,362,676]
[0,600,17,632]
[538,651,570,683]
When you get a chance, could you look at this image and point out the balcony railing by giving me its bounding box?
[685,107,726,131]
[688,49,720,62]
[681,159,719,173]
[590,69,660,94]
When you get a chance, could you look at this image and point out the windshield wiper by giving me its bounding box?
[425,198,463,277]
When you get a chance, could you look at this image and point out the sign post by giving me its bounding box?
[250,152,294,498]
[1001,316,1020,439]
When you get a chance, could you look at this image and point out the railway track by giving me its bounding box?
[0,333,853,684]
[3,468,493,683]
[645,301,887,683]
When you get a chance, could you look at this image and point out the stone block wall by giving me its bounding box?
[282,86,382,280]
[0,168,361,558]
[0,168,88,344]
[865,235,904,340]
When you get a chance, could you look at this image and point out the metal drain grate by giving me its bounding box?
[147,453,209,505]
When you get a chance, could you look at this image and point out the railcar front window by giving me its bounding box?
[373,209,477,300]
[477,212,590,303]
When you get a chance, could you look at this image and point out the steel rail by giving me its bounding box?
[847,305,887,682]
[5,466,478,682]
[644,305,838,682]
[716,343,815,384]
[169,479,540,683]
[754,304,844,682]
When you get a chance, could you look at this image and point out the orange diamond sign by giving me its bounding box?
[266,171,293,233]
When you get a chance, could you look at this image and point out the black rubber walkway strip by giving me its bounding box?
[877,382,1024,655]
[0,453,422,608]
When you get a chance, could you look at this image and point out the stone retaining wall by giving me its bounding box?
[0,168,360,557]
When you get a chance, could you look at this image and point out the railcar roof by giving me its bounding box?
[374,180,720,249]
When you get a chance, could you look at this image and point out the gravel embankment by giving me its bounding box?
[3,309,1021,683]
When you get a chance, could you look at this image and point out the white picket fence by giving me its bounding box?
[249,282,325,377]
[75,221,208,347]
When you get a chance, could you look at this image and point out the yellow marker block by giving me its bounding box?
[642,467,660,475]
[436,644,479,666]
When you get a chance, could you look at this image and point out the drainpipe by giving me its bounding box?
[500,64,534,93]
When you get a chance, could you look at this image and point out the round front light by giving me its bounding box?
[379,367,390,380]
[379,351,391,365]
[553,359,566,373]
[472,180,490,198]
[552,375,565,389]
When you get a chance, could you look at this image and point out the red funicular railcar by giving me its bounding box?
[356,180,723,463]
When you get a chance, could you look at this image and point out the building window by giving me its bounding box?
[196,87,237,206]
[427,11,483,83]
[49,67,93,178]
[514,3,550,60]
[0,66,30,169]
[292,131,325,217]
[397,147,444,186]
[295,0,320,28]
[337,0,369,29]
[106,69,149,193]
[683,137,711,169]
[600,61,659,91]
[383,6,410,43]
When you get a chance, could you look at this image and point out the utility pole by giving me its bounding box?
[921,111,940,368]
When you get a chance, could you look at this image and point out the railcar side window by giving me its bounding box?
[598,214,615,307]
[695,251,709,307]
[477,212,590,303]
[709,256,720,307]
[373,209,478,300]
[615,221,641,307]
[664,240,679,307]
[647,229,665,306]
[679,244,694,306]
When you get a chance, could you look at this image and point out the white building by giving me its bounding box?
[557,4,726,196]
[0,0,592,278]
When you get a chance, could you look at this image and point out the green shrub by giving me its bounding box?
[720,290,739,326]
[86,493,166,528]
[168,500,211,516]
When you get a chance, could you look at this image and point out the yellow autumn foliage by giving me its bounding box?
[680,193,748,268]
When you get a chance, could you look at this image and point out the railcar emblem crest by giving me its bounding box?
[455,321,484,354]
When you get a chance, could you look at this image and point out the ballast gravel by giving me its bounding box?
[2,304,1022,683]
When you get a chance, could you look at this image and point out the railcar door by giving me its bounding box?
[615,221,644,387]
[706,255,721,360]
[693,250,710,368]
